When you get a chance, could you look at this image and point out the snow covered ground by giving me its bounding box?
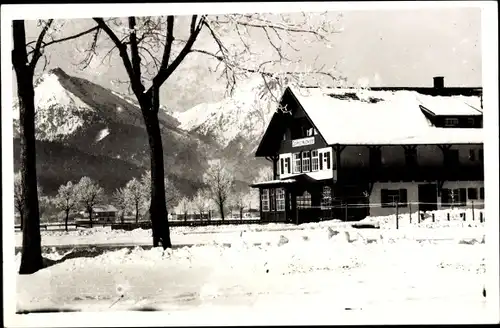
[9,209,498,325]
[14,209,487,247]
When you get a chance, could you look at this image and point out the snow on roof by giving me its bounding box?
[251,179,296,186]
[290,87,483,145]
[286,171,332,181]
[417,95,482,116]
[94,205,118,212]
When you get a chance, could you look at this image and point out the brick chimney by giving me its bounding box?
[433,76,444,89]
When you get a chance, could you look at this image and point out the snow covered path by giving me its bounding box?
[16,235,488,321]
[11,214,497,325]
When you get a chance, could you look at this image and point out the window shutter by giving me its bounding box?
[319,153,323,170]
[286,157,291,174]
[299,152,304,173]
[280,158,284,175]
[326,152,331,170]
[380,189,388,207]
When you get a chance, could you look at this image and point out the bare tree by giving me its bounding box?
[124,177,144,223]
[87,13,341,248]
[192,188,210,220]
[231,190,247,220]
[14,172,42,231]
[203,161,234,221]
[75,177,104,228]
[13,19,100,274]
[176,197,192,222]
[53,181,77,231]
[113,187,128,223]
[141,170,179,214]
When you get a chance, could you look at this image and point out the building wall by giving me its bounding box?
[369,182,419,217]
[331,144,483,168]
[439,180,484,209]
[368,180,484,217]
[278,146,333,179]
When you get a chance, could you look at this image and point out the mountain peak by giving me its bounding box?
[47,67,69,78]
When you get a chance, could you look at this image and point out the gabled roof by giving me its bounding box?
[94,204,118,212]
[416,95,482,116]
[288,86,483,145]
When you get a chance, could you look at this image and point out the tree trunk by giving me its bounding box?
[240,208,243,221]
[142,109,172,249]
[19,211,24,231]
[135,202,139,224]
[14,20,44,275]
[65,209,69,232]
[121,211,125,224]
[219,201,225,221]
[87,207,93,228]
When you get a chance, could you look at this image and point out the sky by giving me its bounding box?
[18,6,482,112]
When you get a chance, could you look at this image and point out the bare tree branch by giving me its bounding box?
[27,25,100,56]
[93,17,144,96]
[160,16,174,70]
[149,14,205,93]
[29,19,53,70]
[128,17,142,78]
[77,27,101,70]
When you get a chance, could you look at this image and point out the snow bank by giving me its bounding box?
[15,230,487,316]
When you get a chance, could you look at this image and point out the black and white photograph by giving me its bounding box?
[2,1,499,326]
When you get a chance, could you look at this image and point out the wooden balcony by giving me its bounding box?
[337,164,484,183]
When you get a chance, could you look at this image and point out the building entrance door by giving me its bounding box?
[418,184,438,212]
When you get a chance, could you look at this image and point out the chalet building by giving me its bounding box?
[250,77,484,223]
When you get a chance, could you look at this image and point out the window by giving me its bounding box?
[323,151,331,170]
[441,188,466,207]
[468,149,476,161]
[480,187,484,200]
[311,150,319,171]
[280,158,284,175]
[293,153,301,173]
[445,118,459,127]
[297,191,312,209]
[321,186,332,209]
[302,151,311,172]
[306,127,315,137]
[285,157,291,174]
[381,189,408,208]
[467,188,478,200]
[405,148,418,167]
[276,188,285,211]
[261,189,269,212]
[369,147,382,167]
[269,189,276,211]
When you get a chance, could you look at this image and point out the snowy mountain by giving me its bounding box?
[174,76,279,149]
[12,68,209,196]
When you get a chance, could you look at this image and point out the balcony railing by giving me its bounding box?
[337,165,484,183]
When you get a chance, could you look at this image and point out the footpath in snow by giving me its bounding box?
[10,208,495,325]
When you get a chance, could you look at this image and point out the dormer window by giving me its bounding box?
[306,127,314,137]
[444,118,459,127]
